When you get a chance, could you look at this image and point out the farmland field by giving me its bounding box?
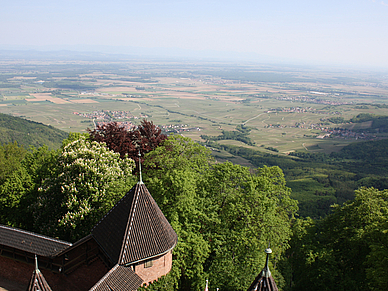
[1,58,388,155]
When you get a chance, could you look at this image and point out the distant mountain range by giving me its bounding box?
[0,113,68,149]
[0,46,294,65]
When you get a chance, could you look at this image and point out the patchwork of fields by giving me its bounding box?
[1,60,388,155]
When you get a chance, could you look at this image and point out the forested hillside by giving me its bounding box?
[1,121,387,290]
[281,187,388,291]
[0,113,68,149]
[206,138,388,218]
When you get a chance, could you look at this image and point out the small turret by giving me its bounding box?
[247,248,278,291]
[138,150,144,184]
[26,254,52,291]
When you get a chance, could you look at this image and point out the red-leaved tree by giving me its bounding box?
[88,119,167,163]
[132,119,168,154]
[88,122,135,159]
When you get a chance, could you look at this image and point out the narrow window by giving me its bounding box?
[144,260,153,268]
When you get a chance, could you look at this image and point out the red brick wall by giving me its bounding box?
[0,255,33,288]
[1,248,174,290]
[135,251,173,285]
[0,255,108,291]
[46,257,108,291]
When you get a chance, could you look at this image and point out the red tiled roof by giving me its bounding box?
[0,224,72,257]
[89,264,143,291]
[92,182,177,266]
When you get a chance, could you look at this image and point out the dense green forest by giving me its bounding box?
[328,113,388,132]
[204,138,388,218]
[280,187,388,291]
[0,113,68,149]
[0,118,387,290]
[201,125,255,146]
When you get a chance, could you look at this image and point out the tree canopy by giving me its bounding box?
[143,135,298,291]
[285,187,388,291]
[88,119,167,162]
[33,136,135,241]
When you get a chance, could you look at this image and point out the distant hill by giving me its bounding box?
[0,113,68,149]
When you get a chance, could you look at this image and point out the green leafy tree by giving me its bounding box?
[0,142,29,225]
[286,187,388,291]
[17,145,60,229]
[0,141,27,183]
[366,219,388,290]
[34,136,135,241]
[0,143,61,230]
[202,163,297,290]
[143,135,297,291]
[144,135,213,291]
[0,165,32,226]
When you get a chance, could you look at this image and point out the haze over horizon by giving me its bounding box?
[1,0,388,69]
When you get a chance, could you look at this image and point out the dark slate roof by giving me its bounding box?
[247,248,279,291]
[26,256,52,291]
[247,275,278,291]
[89,264,143,291]
[92,182,177,266]
[55,234,93,256]
[0,224,72,257]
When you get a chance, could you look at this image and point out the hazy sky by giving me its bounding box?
[1,0,388,68]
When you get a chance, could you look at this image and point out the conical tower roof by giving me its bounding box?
[247,248,279,291]
[92,182,177,266]
[26,255,52,291]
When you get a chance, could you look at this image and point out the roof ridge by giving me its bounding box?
[0,224,72,246]
[118,183,177,265]
[119,183,142,264]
